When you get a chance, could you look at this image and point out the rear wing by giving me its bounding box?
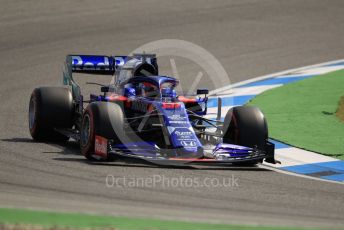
[67,55,123,75]
[63,53,158,103]
[66,54,158,74]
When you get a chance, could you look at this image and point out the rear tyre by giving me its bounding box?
[80,102,124,161]
[29,87,73,142]
[222,106,268,166]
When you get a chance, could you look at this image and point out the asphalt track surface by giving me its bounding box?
[0,0,344,228]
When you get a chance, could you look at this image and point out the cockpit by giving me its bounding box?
[123,76,178,100]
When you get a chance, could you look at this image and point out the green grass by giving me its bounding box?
[248,69,344,159]
[336,96,344,122]
[0,208,320,230]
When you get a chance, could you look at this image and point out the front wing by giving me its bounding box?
[93,137,275,166]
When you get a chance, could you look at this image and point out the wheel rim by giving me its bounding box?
[29,98,36,130]
[81,114,91,147]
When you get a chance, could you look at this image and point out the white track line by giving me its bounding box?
[268,148,340,168]
[209,58,344,96]
[212,85,282,97]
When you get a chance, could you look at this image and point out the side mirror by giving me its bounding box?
[197,89,209,95]
[101,86,109,93]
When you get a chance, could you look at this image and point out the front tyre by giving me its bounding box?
[80,102,124,161]
[222,106,268,166]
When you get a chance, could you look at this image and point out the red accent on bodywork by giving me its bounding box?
[107,94,128,101]
[178,96,197,103]
[94,135,108,158]
[162,103,181,109]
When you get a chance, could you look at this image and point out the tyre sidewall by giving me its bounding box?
[81,102,124,160]
[223,106,268,150]
[81,108,96,160]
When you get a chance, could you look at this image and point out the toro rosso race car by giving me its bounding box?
[29,53,278,166]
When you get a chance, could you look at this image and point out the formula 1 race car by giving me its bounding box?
[28,53,278,166]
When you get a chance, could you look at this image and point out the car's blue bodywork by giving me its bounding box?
[62,54,275,165]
